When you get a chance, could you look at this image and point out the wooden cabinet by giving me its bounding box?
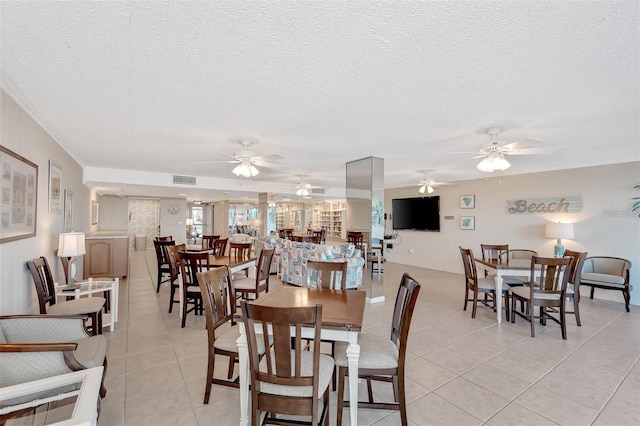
[84,235,129,279]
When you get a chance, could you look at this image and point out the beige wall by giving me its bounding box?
[0,90,92,314]
[384,162,640,305]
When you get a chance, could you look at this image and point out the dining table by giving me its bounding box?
[236,285,366,426]
[474,257,535,324]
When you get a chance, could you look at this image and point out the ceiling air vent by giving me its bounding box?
[173,175,196,185]
[311,188,325,194]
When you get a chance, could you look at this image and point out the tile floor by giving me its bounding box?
[18,249,640,425]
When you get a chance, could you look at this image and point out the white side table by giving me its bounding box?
[56,278,119,331]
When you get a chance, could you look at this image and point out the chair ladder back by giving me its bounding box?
[229,242,251,262]
[257,248,275,282]
[563,250,588,284]
[481,244,509,261]
[390,274,421,355]
[213,238,228,256]
[242,303,321,387]
[531,256,572,293]
[27,257,56,312]
[459,247,479,288]
[197,266,234,330]
[307,260,347,289]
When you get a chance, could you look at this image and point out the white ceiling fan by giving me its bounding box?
[457,126,547,172]
[196,138,284,177]
[294,175,323,197]
[416,170,452,194]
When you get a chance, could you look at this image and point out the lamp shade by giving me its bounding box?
[186,218,194,226]
[545,222,574,240]
[58,232,86,257]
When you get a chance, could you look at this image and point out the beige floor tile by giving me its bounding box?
[515,383,598,425]
[486,402,560,426]
[96,400,125,426]
[145,409,198,426]
[126,345,177,373]
[404,356,457,391]
[434,377,509,422]
[124,361,185,398]
[124,382,192,425]
[406,392,482,425]
[462,363,532,400]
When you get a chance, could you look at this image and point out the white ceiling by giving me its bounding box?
[1,1,638,203]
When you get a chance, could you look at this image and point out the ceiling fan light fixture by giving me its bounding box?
[418,184,434,194]
[296,187,310,196]
[477,153,511,172]
[232,161,259,177]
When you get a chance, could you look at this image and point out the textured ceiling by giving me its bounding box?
[1,1,638,202]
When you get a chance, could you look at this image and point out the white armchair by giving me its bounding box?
[0,314,107,423]
[581,256,632,312]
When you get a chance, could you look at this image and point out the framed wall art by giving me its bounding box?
[91,200,99,225]
[0,145,38,243]
[461,195,475,209]
[460,216,475,230]
[64,189,74,232]
[49,160,62,213]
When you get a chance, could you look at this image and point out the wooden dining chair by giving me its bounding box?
[311,230,323,244]
[153,239,175,292]
[178,250,211,327]
[510,256,573,339]
[212,238,228,256]
[241,301,332,426]
[165,244,186,313]
[347,231,364,252]
[500,249,538,283]
[232,248,275,304]
[563,249,588,326]
[459,247,510,319]
[306,260,347,290]
[155,235,173,242]
[26,257,105,336]
[201,235,220,251]
[336,273,421,426]
[196,266,240,399]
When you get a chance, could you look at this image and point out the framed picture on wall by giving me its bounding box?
[0,145,38,243]
[63,190,74,232]
[460,195,475,209]
[461,216,475,230]
[91,200,99,225]
[49,160,62,213]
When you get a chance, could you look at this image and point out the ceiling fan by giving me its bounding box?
[460,126,546,172]
[294,175,322,197]
[196,138,284,177]
[416,170,452,194]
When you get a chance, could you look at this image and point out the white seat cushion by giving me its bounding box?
[477,278,510,292]
[73,335,107,368]
[257,350,334,397]
[233,277,265,291]
[510,286,561,301]
[581,272,625,286]
[333,332,398,369]
[48,297,106,315]
[214,324,270,354]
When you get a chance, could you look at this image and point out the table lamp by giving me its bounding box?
[58,232,86,284]
[545,222,574,258]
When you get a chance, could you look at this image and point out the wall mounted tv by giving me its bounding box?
[392,196,440,231]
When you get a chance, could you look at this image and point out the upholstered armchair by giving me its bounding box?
[581,256,632,312]
[0,314,107,408]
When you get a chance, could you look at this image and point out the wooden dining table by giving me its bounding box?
[236,285,366,426]
[474,257,535,324]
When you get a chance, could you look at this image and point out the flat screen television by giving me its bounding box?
[392,196,440,231]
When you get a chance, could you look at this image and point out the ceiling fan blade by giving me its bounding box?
[194,159,238,165]
[500,139,544,151]
[505,147,558,156]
